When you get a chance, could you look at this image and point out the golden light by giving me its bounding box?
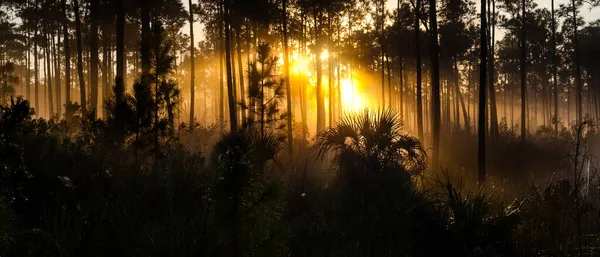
[320,50,329,60]
[340,78,368,113]
[292,56,309,74]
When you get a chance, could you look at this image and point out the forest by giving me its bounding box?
[2,0,600,256]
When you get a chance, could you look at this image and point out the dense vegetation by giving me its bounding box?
[1,94,600,256]
[3,0,600,256]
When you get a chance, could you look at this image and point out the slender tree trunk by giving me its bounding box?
[328,11,333,126]
[102,26,109,110]
[53,25,62,114]
[224,0,237,131]
[283,0,293,158]
[189,0,195,126]
[26,27,30,101]
[115,0,125,105]
[572,0,582,125]
[141,0,150,77]
[218,6,224,129]
[479,0,488,182]
[74,0,86,111]
[520,0,526,141]
[34,2,39,112]
[415,0,424,140]
[314,8,325,132]
[430,0,441,169]
[454,58,469,132]
[387,54,392,109]
[488,0,498,139]
[90,0,99,113]
[44,25,54,116]
[300,11,308,137]
[236,30,246,123]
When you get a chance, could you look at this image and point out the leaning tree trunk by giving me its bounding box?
[74,0,86,111]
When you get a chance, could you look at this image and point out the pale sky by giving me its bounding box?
[181,0,600,46]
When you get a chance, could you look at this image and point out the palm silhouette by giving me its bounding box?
[314,110,426,182]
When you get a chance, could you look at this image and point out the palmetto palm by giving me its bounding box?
[315,110,426,179]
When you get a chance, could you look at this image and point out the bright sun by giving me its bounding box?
[340,78,367,114]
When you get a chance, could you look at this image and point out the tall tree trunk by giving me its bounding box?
[520,0,526,141]
[387,54,392,108]
[115,0,125,105]
[218,6,224,129]
[53,25,61,114]
[90,0,99,113]
[478,0,488,183]
[572,0,582,125]
[26,27,30,101]
[283,0,293,158]
[74,0,86,111]
[102,27,109,110]
[398,0,403,116]
[236,30,246,124]
[44,25,54,116]
[488,0,498,139]
[300,11,308,137]
[454,58,470,132]
[430,0,441,169]
[380,0,385,108]
[34,1,39,112]
[141,0,150,77]
[189,0,195,126]
[314,8,325,133]
[328,11,333,126]
[415,0,424,140]
[224,0,237,131]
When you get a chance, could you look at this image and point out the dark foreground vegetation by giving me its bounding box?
[0,97,599,257]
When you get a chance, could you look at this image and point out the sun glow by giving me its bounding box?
[320,50,329,60]
[340,78,368,113]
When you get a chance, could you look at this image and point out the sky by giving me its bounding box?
[181,0,600,46]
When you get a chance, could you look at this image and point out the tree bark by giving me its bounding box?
[89,0,99,113]
[283,0,293,158]
[141,0,151,78]
[74,0,86,111]
[189,0,195,126]
[314,7,325,133]
[44,24,54,116]
[520,0,526,141]
[415,0,424,141]
[488,0,498,139]
[479,0,488,182]
[52,25,61,114]
[572,0,582,125]
[430,0,441,169]
[224,0,237,131]
[115,0,124,105]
